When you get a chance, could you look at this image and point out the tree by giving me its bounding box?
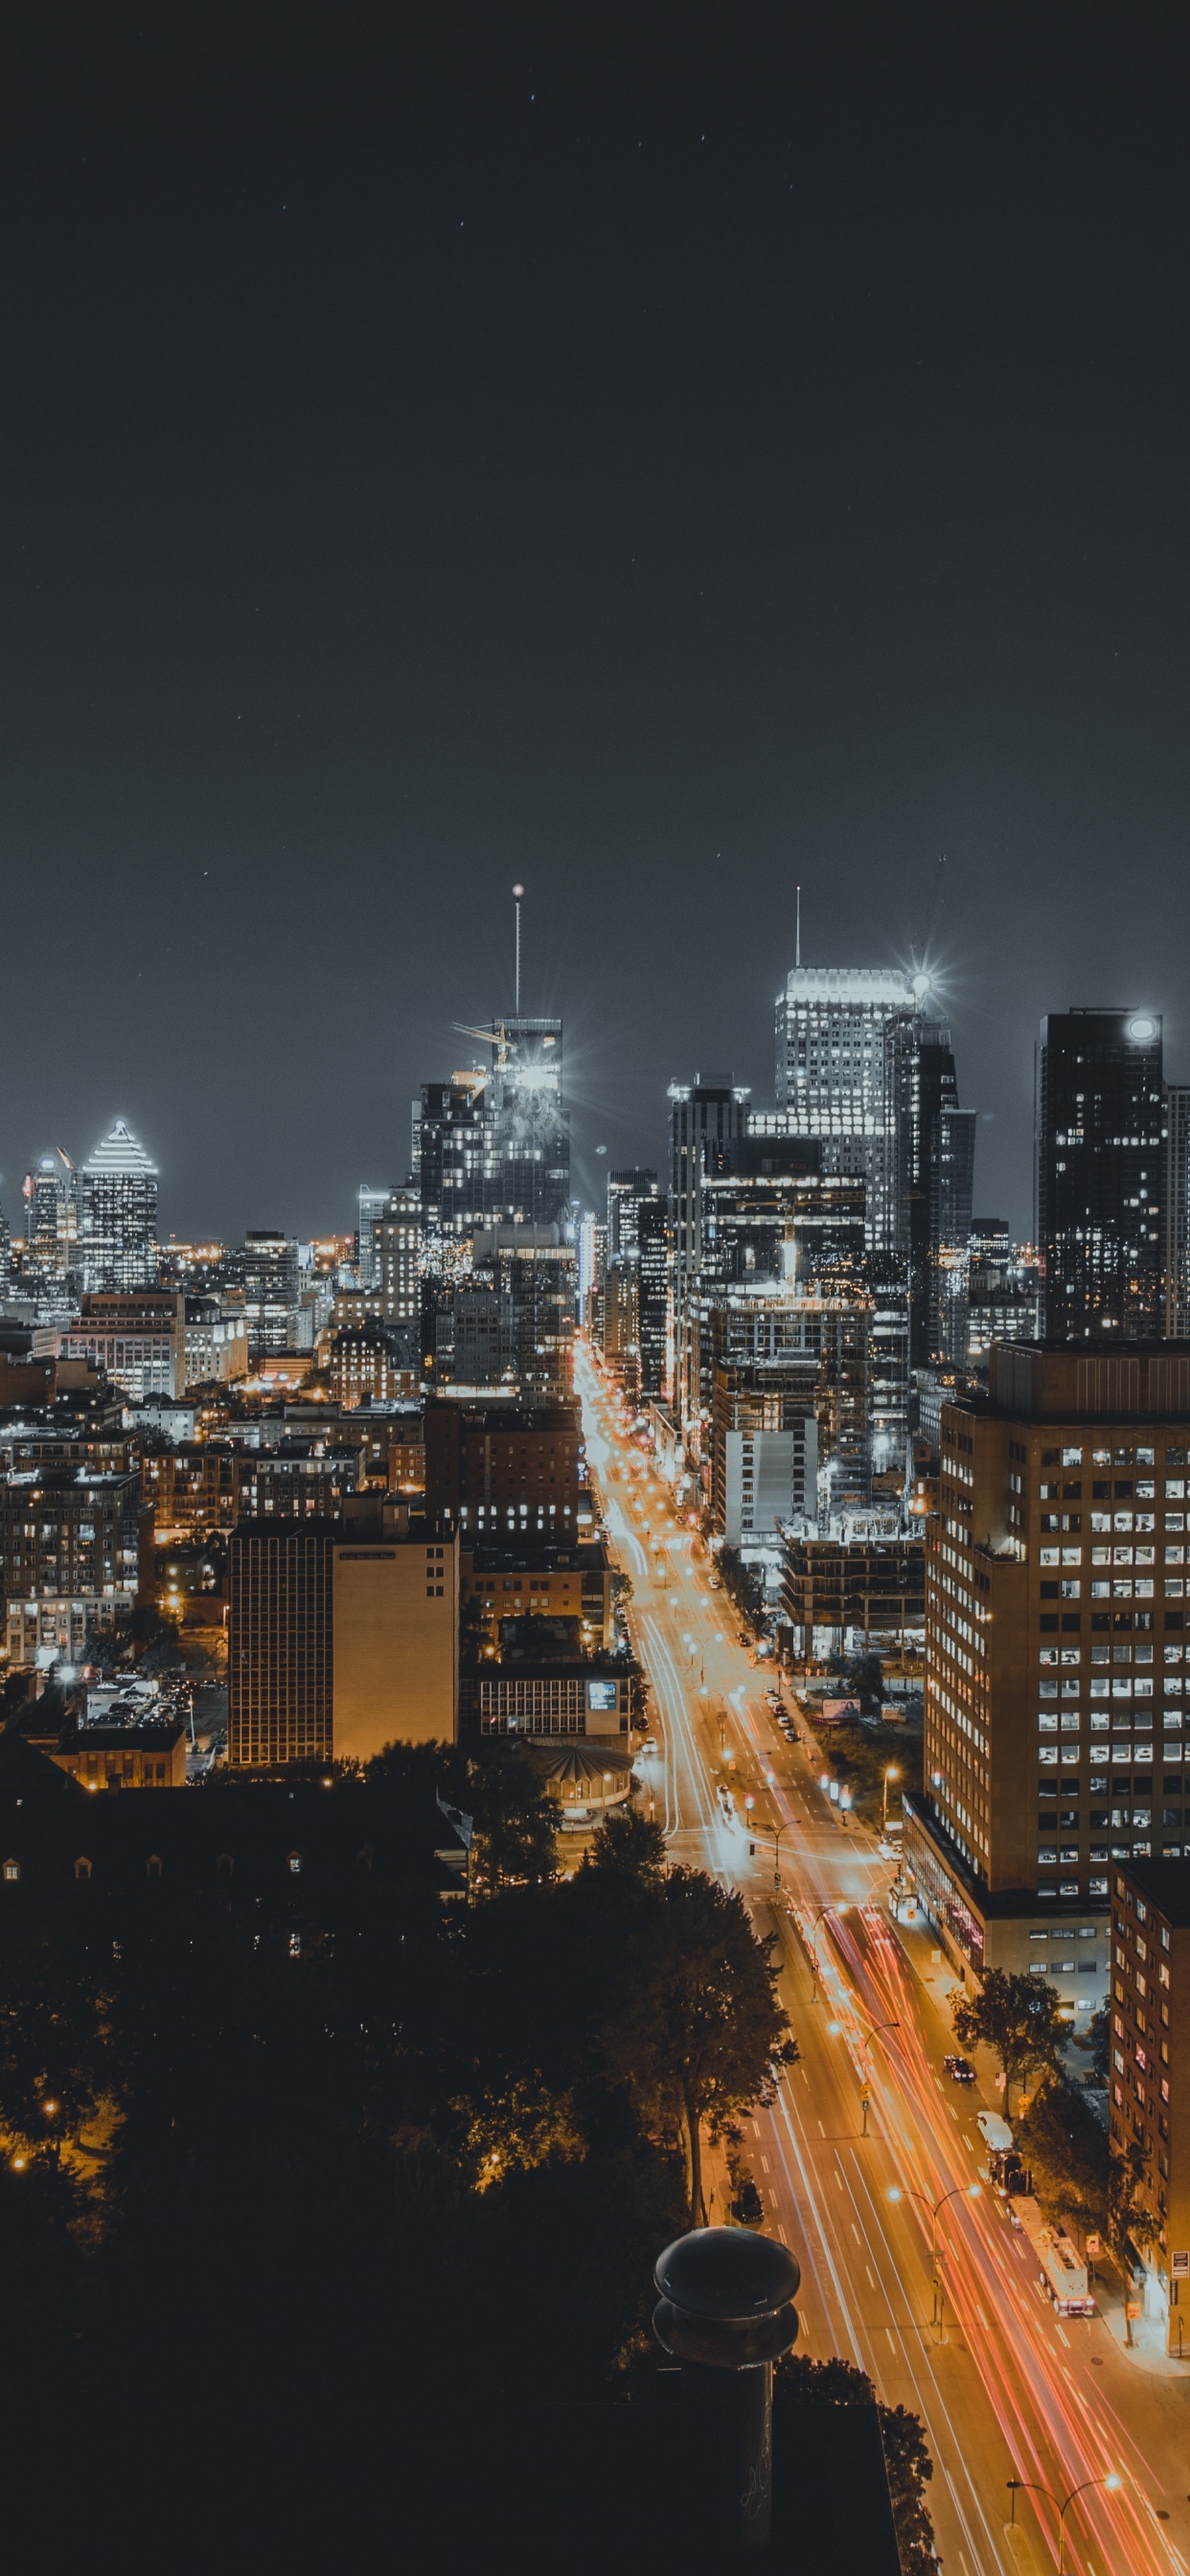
[583,1805,666,1884]
[1083,2005,1110,2085]
[602,1867,796,2223]
[951,1969,1066,2106]
[719,1547,765,1627]
[1015,2077,1110,2231]
[0,1966,107,2163]
[777,2354,939,2572]
[468,1745,558,1897]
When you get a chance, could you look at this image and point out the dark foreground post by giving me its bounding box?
[653,2226,800,2554]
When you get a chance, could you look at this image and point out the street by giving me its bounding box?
[578,1345,1190,2576]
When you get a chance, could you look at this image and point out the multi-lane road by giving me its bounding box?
[577,1345,1190,2576]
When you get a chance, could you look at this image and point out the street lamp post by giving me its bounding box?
[888,2181,980,2329]
[1006,2473,1122,2572]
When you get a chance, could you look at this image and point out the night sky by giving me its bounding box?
[1,5,1187,1243]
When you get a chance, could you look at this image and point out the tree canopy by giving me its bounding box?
[951,1968,1066,2104]
[602,1866,797,2222]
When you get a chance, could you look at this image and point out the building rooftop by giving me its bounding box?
[1116,1856,1190,1927]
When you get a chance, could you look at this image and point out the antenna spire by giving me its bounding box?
[513,883,524,1013]
[795,884,801,971]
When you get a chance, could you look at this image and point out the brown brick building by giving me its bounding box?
[905,1342,1190,2002]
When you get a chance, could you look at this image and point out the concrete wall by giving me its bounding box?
[332,1536,458,1759]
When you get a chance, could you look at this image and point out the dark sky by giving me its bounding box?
[2,4,1187,1243]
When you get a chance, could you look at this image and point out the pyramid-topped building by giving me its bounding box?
[79,1118,158,1290]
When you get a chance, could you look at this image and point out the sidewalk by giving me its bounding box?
[1089,2250,1190,2378]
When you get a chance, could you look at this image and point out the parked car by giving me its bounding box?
[734,2178,765,2226]
[944,2055,975,2084]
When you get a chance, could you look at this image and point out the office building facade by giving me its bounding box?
[774,967,923,1255]
[78,1120,158,1293]
[227,1511,458,1767]
[907,1341,1190,2005]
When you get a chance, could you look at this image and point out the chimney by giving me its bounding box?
[653,2225,800,2553]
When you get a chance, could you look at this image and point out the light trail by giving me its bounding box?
[577,1347,1187,2576]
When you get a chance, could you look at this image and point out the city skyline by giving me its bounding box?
[2,12,1189,1246]
[4,938,1185,1249]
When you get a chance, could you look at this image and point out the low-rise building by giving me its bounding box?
[781,1524,925,1657]
[60,1292,185,1401]
[51,1719,188,1789]
[460,1654,635,1743]
[1,1466,149,1666]
[460,1538,612,1653]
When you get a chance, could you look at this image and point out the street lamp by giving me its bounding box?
[887,2181,980,2329]
[882,1764,900,1828]
[1006,2474,1122,2573]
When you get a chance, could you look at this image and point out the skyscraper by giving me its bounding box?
[486,1017,571,1231]
[1165,1087,1190,1339]
[1038,1009,1166,1342]
[78,1119,158,1293]
[908,1030,976,1370]
[667,1073,750,1433]
[607,1167,658,1260]
[419,1020,571,1244]
[774,967,924,1255]
[22,1154,73,1281]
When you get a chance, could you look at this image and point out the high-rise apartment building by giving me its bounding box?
[1038,1009,1166,1342]
[906,1340,1190,2004]
[78,1120,158,1293]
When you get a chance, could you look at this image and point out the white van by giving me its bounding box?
[975,2110,1014,2154]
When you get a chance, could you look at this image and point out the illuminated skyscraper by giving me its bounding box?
[78,1119,158,1293]
[1038,1009,1165,1342]
[22,1153,74,1281]
[774,967,924,1255]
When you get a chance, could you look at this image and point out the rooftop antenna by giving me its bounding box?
[795,884,801,970]
[513,883,524,1014]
